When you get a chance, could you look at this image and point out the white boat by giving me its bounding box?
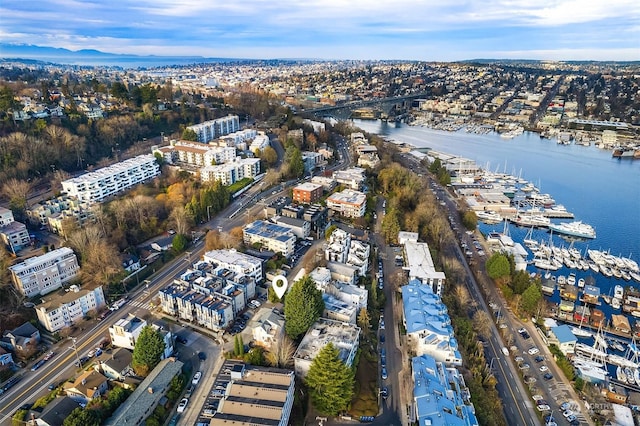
[557,275,567,285]
[476,210,503,223]
[613,268,623,279]
[575,342,608,359]
[578,278,585,288]
[617,366,628,383]
[573,359,608,383]
[548,221,596,239]
[614,285,624,299]
[631,271,640,283]
[510,214,551,228]
[570,326,593,338]
[567,273,577,286]
[626,367,636,385]
[612,297,622,310]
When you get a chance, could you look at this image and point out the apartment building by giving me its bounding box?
[200,157,260,185]
[272,216,310,239]
[323,293,357,324]
[61,154,160,204]
[109,314,147,350]
[243,220,296,258]
[159,282,234,331]
[210,363,295,426]
[0,206,13,226]
[326,189,367,218]
[293,318,360,378]
[27,195,94,229]
[203,249,263,284]
[402,280,462,366]
[9,247,80,297]
[35,284,106,332]
[292,182,323,204]
[0,206,30,253]
[412,354,479,426]
[401,232,446,296]
[187,115,240,143]
[310,266,368,313]
[332,167,366,190]
[310,176,337,192]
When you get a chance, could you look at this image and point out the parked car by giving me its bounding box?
[87,350,96,358]
[381,387,388,399]
[30,360,45,371]
[192,371,202,386]
[528,347,540,355]
[539,365,549,372]
[176,336,188,344]
[543,372,554,380]
[381,367,388,380]
[177,398,188,413]
[198,352,206,361]
[75,356,89,367]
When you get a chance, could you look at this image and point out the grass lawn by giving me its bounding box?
[349,346,380,417]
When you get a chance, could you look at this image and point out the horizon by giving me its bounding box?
[1,1,639,62]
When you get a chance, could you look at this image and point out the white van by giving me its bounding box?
[502,347,510,356]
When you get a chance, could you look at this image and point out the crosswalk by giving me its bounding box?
[129,299,154,311]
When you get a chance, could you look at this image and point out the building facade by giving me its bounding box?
[187,115,240,143]
[9,247,80,297]
[243,220,296,257]
[200,157,260,185]
[61,154,160,204]
[292,182,323,204]
[326,189,367,218]
[35,285,106,332]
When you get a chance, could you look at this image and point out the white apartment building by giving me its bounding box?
[187,115,240,143]
[61,154,160,204]
[326,189,367,218]
[332,167,366,190]
[0,206,30,253]
[242,220,296,257]
[203,249,264,284]
[109,314,147,350]
[249,132,270,152]
[0,206,13,226]
[9,247,80,297]
[403,236,446,296]
[200,157,260,185]
[35,284,106,332]
[293,318,360,378]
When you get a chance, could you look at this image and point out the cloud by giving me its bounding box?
[1,0,638,61]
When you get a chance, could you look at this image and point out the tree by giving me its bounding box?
[305,342,355,416]
[521,283,542,315]
[62,407,101,426]
[284,275,324,340]
[461,210,478,230]
[261,146,278,166]
[172,234,188,253]
[284,145,304,178]
[472,310,492,339]
[325,224,337,240]
[357,308,371,335]
[485,253,511,281]
[233,335,245,358]
[182,128,198,141]
[1,178,32,217]
[266,334,296,368]
[132,326,165,376]
[244,346,265,366]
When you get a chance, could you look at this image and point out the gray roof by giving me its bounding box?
[38,396,81,426]
[102,347,132,373]
[103,357,183,426]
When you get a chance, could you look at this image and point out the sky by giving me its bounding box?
[1,0,639,61]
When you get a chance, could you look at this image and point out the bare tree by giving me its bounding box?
[1,178,32,210]
[472,310,492,339]
[266,334,296,368]
[169,205,193,236]
[51,169,71,194]
[453,284,470,308]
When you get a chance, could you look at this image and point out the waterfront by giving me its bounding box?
[353,119,640,268]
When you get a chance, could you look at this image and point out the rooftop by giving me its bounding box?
[294,317,360,364]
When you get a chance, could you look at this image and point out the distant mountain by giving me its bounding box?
[0,43,241,68]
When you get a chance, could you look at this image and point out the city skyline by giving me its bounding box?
[1,0,639,62]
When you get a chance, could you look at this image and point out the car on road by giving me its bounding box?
[381,387,388,399]
[528,347,540,355]
[43,351,55,361]
[543,372,554,380]
[177,398,189,413]
[75,356,90,367]
[535,355,545,363]
[198,352,206,361]
[381,367,388,380]
[48,382,60,391]
[94,348,102,357]
[31,360,45,371]
[539,365,549,372]
[192,371,202,386]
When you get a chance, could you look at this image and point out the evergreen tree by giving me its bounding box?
[284,275,324,340]
[132,326,165,376]
[485,253,511,281]
[305,343,355,416]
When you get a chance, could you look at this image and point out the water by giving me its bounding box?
[354,119,640,266]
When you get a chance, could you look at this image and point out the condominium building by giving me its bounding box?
[326,189,367,218]
[293,318,360,378]
[61,154,160,204]
[402,280,462,366]
[200,157,260,185]
[402,234,446,296]
[292,182,323,204]
[210,362,295,426]
[243,220,296,258]
[159,282,234,331]
[109,314,147,350]
[0,206,30,253]
[187,115,240,143]
[412,354,479,426]
[9,247,80,297]
[203,249,264,284]
[0,206,13,226]
[272,216,310,239]
[332,167,366,190]
[35,284,106,332]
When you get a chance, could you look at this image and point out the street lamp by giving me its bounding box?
[69,337,81,368]
[489,357,499,370]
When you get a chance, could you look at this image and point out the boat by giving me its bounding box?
[557,275,567,285]
[578,278,585,288]
[612,297,622,310]
[573,358,608,383]
[626,367,636,385]
[567,273,577,286]
[613,268,623,279]
[617,366,628,383]
[614,285,624,299]
[510,214,551,228]
[570,326,593,338]
[548,221,596,239]
[631,271,640,283]
[476,210,503,223]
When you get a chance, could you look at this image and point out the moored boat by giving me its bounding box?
[548,221,596,239]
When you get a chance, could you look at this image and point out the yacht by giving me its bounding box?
[614,285,624,299]
[548,221,596,239]
[510,214,550,228]
[567,273,577,286]
[570,326,593,338]
[476,210,503,223]
[578,278,585,288]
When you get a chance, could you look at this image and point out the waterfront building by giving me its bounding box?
[187,115,240,143]
[243,220,296,257]
[200,157,260,185]
[402,280,461,366]
[61,154,160,204]
[210,362,295,426]
[292,182,323,204]
[411,354,479,426]
[35,284,106,332]
[401,233,446,296]
[547,325,576,356]
[326,189,366,218]
[293,317,360,378]
[9,247,80,297]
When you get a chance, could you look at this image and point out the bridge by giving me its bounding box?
[301,91,431,120]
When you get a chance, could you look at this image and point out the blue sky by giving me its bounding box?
[1,0,639,61]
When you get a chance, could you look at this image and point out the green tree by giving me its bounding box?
[485,253,511,281]
[357,308,371,336]
[284,145,304,178]
[172,234,188,253]
[182,128,198,141]
[0,85,18,112]
[110,82,129,100]
[132,326,165,376]
[244,346,265,366]
[305,343,355,416]
[461,210,478,230]
[380,209,401,244]
[325,224,337,240]
[233,335,245,357]
[521,283,542,315]
[284,275,324,340]
[62,408,101,426]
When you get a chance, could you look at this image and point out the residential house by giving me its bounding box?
[547,325,577,356]
[63,370,109,404]
[326,189,366,218]
[0,322,41,353]
[251,308,285,349]
[95,347,132,381]
[33,396,82,426]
